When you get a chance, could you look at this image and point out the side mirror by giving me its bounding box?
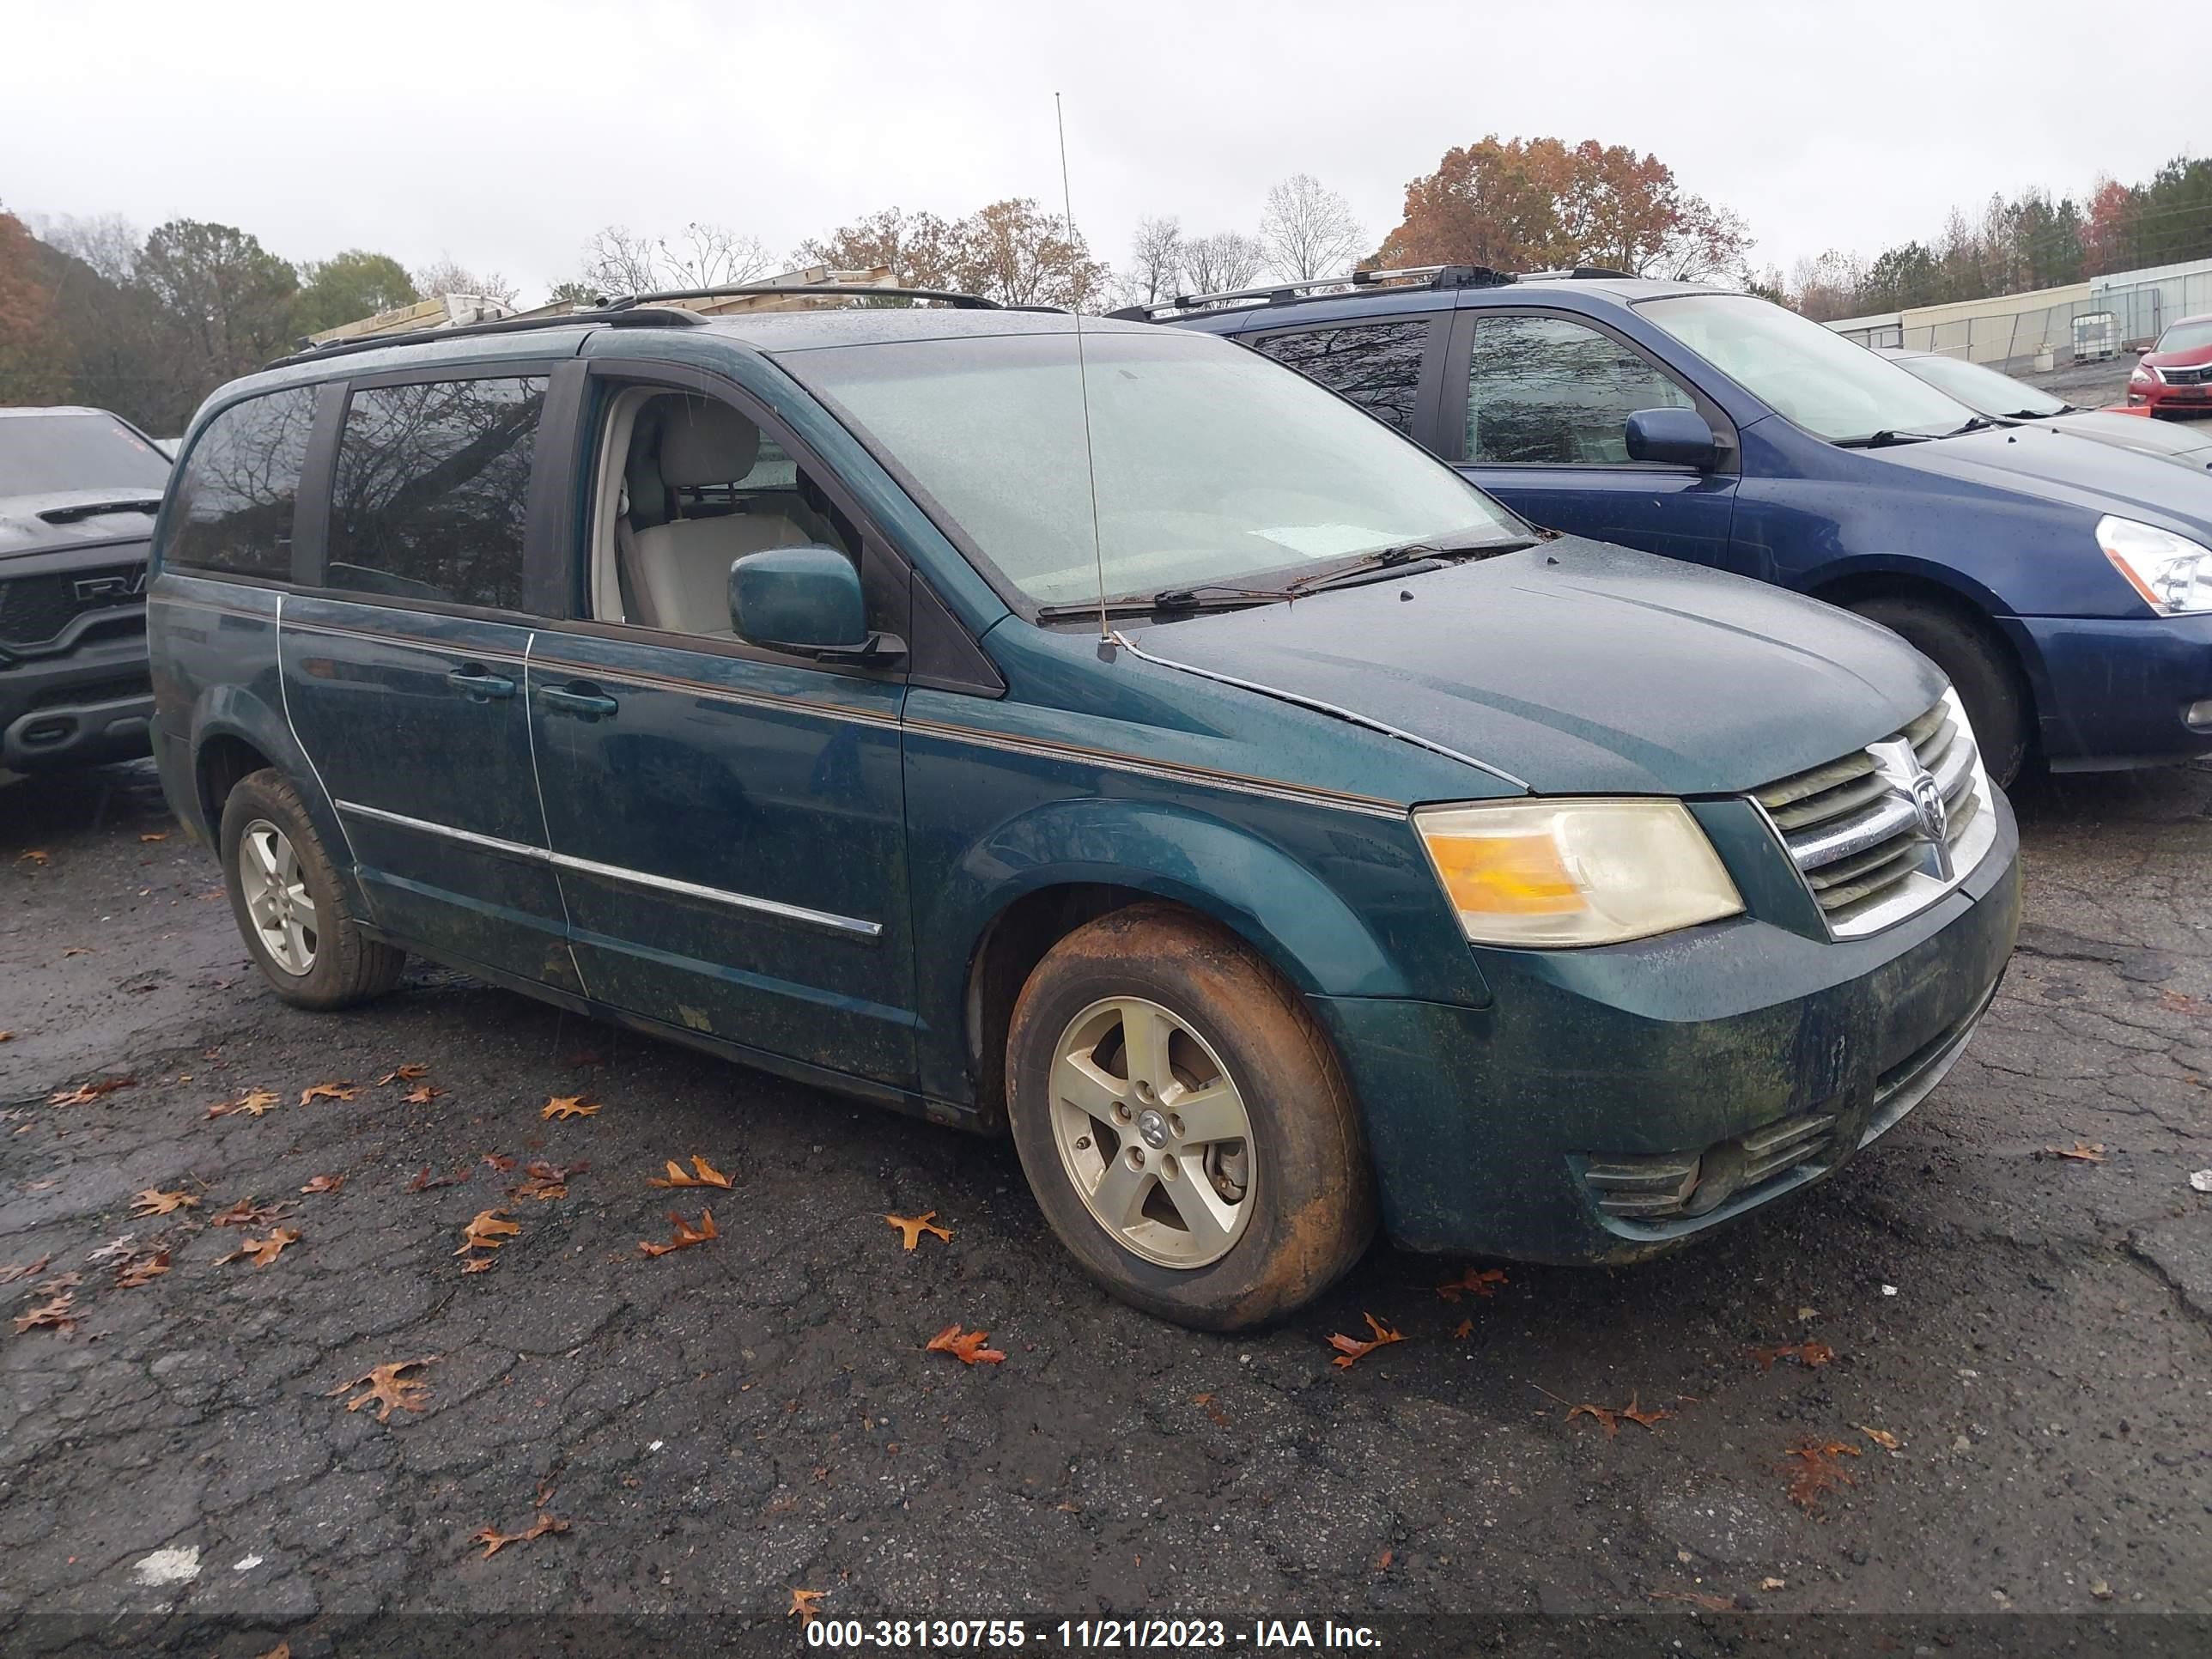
[730,545,888,660]
[1625,407,1720,469]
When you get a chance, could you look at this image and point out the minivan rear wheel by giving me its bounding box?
[1006,903,1374,1330]
[220,769,404,1010]
[1850,598,2031,787]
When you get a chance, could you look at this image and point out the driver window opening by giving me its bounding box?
[593,390,858,637]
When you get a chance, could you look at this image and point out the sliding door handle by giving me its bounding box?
[445,665,516,701]
[539,682,619,720]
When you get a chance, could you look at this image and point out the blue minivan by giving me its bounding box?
[1151,269,2212,784]
[148,290,2018,1329]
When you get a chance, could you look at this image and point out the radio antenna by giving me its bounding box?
[1054,91,1111,644]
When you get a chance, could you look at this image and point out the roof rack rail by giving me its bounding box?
[605,283,1001,312]
[1110,264,1511,321]
[1518,265,1638,281]
[264,305,706,370]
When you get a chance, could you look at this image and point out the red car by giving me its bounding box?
[2128,313,2212,418]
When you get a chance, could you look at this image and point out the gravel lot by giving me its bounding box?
[3,756,2209,1653]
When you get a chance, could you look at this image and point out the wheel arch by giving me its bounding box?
[1805,561,2049,715]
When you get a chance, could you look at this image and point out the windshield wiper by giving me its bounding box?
[1834,429,1935,449]
[35,497,163,524]
[1282,537,1534,599]
[1943,416,2000,435]
[1032,586,1279,622]
[2003,405,2073,418]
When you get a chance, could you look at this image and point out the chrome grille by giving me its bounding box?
[1757,690,1997,938]
[2160,362,2212,386]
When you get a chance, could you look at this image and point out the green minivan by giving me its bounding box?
[147,290,2020,1329]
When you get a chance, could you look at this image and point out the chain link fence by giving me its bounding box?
[1835,264,2212,372]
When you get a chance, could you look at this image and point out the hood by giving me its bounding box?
[2142,342,2212,371]
[2046,409,2212,471]
[0,490,162,560]
[1127,538,1945,796]
[1863,422,2212,538]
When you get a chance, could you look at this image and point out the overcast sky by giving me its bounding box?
[9,0,2209,301]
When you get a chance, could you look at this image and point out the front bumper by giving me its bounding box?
[1311,788,2021,1263]
[0,629,154,771]
[2007,610,2212,768]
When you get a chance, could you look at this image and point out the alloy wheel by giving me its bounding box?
[237,817,317,975]
[1047,995,1256,1268]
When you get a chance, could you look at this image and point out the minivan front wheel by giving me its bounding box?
[1006,904,1374,1330]
[219,769,404,1010]
[1850,597,2031,786]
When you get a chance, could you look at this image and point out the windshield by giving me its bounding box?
[2155,319,2212,355]
[1893,352,2065,417]
[1640,294,1973,443]
[0,412,172,498]
[783,328,1522,607]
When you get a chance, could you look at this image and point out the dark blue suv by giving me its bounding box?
[1153,269,2212,783]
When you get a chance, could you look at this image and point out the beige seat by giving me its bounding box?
[624,400,809,635]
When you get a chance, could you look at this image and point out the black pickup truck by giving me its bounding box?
[0,407,172,773]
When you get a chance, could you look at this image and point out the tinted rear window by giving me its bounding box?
[163,389,317,579]
[0,412,172,497]
[327,377,546,611]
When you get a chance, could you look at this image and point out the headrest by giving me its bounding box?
[658,398,761,489]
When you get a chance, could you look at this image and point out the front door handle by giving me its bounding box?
[539,681,619,720]
[446,665,516,701]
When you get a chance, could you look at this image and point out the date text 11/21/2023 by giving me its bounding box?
[803,1619,1383,1650]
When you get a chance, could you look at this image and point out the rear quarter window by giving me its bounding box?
[326,376,547,611]
[162,388,318,579]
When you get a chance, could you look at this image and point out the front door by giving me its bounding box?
[526,375,915,1086]
[1448,310,1741,569]
[281,368,579,992]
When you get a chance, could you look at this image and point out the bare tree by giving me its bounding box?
[411,257,519,305]
[33,213,143,285]
[1179,231,1267,296]
[1260,173,1363,282]
[584,222,772,295]
[1121,215,1184,307]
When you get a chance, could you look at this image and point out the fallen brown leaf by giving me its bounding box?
[209,1087,281,1119]
[884,1210,952,1249]
[1760,1577,1787,1591]
[1375,1548,1393,1572]
[50,1075,136,1106]
[82,1238,133,1266]
[407,1164,470,1192]
[1620,1393,1672,1429]
[1452,1317,1474,1338]
[1328,1312,1404,1368]
[1192,1391,1230,1426]
[61,945,92,956]
[329,1358,434,1423]
[217,1227,301,1267]
[140,831,168,843]
[403,1084,443,1105]
[299,1082,357,1104]
[1753,1340,1835,1371]
[2044,1140,2107,1164]
[301,1174,345,1195]
[31,1269,82,1294]
[0,1030,11,1042]
[210,1197,292,1228]
[1567,1401,1620,1437]
[1858,1425,1901,1450]
[788,1587,826,1623]
[925,1322,1007,1364]
[541,1095,599,1121]
[469,1510,569,1559]
[13,1293,78,1334]
[508,1159,584,1201]
[1,1252,54,1283]
[1781,1439,1863,1510]
[460,1256,496,1274]
[638,1207,717,1257]
[253,1643,290,1659]
[482,1153,517,1173]
[115,1249,171,1288]
[130,1187,199,1218]
[456,1209,522,1256]
[376,1064,429,1085]
[20,848,50,865]
[648,1154,734,1190]
[1436,1267,1508,1303]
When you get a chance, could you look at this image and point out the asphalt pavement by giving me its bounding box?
[2,756,2209,1654]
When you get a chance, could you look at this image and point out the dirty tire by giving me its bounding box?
[1850,597,2031,787]
[1006,902,1375,1331]
[219,768,403,1010]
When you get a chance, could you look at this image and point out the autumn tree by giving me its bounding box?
[793,205,965,290]
[951,198,1108,309]
[295,250,418,335]
[1260,173,1363,281]
[1374,136,1747,281]
[137,219,299,385]
[0,210,70,404]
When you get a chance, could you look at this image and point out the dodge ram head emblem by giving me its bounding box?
[1868,737,1954,883]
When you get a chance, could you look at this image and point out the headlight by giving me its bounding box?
[1413,799,1744,947]
[2098,515,2212,615]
